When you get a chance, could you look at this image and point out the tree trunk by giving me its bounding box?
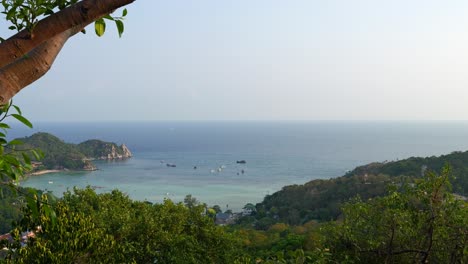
[0,0,135,104]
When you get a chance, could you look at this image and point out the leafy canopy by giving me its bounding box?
[1,0,128,38]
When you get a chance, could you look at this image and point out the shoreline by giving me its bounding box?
[28,170,64,176]
[26,167,98,177]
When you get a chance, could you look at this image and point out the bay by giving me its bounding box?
[12,121,468,211]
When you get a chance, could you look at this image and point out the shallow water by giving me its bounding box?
[17,121,468,211]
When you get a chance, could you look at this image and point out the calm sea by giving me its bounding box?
[10,121,468,211]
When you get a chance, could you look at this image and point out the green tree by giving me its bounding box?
[212,204,222,213]
[5,195,119,264]
[184,194,200,209]
[321,165,468,263]
[6,187,242,263]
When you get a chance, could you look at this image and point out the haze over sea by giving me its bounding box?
[10,121,468,211]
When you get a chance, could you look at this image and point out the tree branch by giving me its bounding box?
[0,0,135,68]
[0,29,73,104]
[0,0,135,103]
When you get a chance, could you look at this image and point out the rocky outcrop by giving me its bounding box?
[121,144,132,158]
[103,144,132,160]
[77,140,132,160]
[82,160,97,171]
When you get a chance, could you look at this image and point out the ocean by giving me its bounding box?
[10,121,468,211]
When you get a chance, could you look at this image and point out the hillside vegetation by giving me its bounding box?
[2,166,465,263]
[13,132,131,171]
[346,150,468,194]
[251,151,468,225]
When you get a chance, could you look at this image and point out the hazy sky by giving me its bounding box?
[3,0,468,121]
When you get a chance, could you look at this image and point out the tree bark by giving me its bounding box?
[0,0,135,103]
[0,29,73,104]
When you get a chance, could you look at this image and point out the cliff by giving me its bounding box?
[77,140,132,160]
[14,132,132,171]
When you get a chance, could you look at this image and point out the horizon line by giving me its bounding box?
[19,119,468,123]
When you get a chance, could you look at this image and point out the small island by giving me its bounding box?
[13,132,132,174]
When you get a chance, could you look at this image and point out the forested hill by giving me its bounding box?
[77,140,132,160]
[254,150,468,225]
[345,150,468,194]
[14,132,132,171]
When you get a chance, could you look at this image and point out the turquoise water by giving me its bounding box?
[14,121,468,211]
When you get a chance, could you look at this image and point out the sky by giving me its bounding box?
[3,0,468,121]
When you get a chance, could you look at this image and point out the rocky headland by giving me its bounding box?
[13,132,132,174]
[77,139,132,160]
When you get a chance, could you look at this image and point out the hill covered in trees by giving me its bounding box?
[1,166,465,263]
[345,150,468,194]
[13,132,132,171]
[250,150,468,226]
[0,140,466,262]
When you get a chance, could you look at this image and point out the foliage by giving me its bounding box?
[0,184,23,234]
[347,151,468,195]
[0,102,39,183]
[1,165,465,263]
[321,165,468,263]
[14,132,129,171]
[1,0,78,33]
[212,204,222,213]
[231,217,329,263]
[76,139,127,159]
[95,9,127,37]
[0,102,55,234]
[5,188,242,263]
[4,193,116,264]
[233,248,330,264]
[15,132,88,170]
[1,0,127,38]
[246,149,468,229]
[249,174,392,228]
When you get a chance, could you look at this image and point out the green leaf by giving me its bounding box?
[115,20,124,38]
[122,8,127,17]
[103,14,114,21]
[22,152,31,165]
[46,192,57,204]
[11,113,33,128]
[31,149,44,160]
[4,155,20,166]
[12,105,21,115]
[43,204,56,225]
[95,18,106,37]
[26,192,39,220]
[0,123,10,130]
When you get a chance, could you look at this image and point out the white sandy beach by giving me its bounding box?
[29,170,63,176]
